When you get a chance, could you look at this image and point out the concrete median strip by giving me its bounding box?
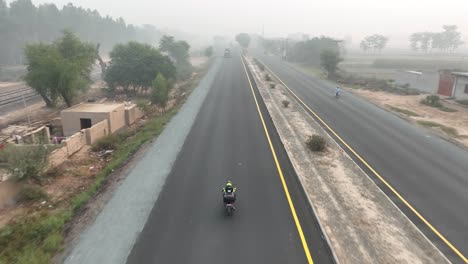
[63,59,221,264]
[245,57,450,264]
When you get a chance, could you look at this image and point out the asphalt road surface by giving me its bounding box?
[126,54,334,263]
[257,54,468,263]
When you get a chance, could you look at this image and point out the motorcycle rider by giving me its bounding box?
[335,86,341,97]
[222,181,237,206]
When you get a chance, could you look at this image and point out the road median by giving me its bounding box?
[245,56,449,264]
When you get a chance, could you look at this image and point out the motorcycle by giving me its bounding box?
[222,190,236,216]
[225,202,235,216]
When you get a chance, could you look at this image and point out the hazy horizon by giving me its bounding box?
[6,0,468,49]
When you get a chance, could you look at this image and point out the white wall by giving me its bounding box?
[453,76,468,100]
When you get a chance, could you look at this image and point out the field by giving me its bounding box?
[340,53,468,93]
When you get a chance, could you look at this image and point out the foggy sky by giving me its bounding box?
[15,0,468,47]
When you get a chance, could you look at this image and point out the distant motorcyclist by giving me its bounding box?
[222,181,237,205]
[335,86,341,97]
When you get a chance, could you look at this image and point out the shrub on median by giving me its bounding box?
[306,135,327,152]
[282,100,290,108]
[265,74,272,82]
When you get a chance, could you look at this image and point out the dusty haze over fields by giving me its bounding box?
[8,0,468,48]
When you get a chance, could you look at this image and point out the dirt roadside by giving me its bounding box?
[246,57,449,264]
[347,89,468,148]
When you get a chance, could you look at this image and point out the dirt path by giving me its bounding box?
[349,89,468,148]
[247,57,449,264]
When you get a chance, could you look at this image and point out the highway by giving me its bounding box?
[126,54,334,263]
[256,53,468,263]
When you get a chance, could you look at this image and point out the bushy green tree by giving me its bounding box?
[24,31,96,107]
[105,42,175,95]
[360,34,389,53]
[0,145,50,182]
[235,33,251,48]
[287,36,339,64]
[151,73,169,108]
[159,35,192,80]
[320,49,343,78]
[159,35,190,64]
[204,46,213,57]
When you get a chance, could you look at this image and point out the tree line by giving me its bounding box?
[25,31,191,108]
[359,25,463,53]
[259,36,342,78]
[409,25,463,53]
[0,0,162,65]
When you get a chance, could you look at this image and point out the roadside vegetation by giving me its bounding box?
[320,49,343,78]
[235,33,251,49]
[159,35,193,80]
[306,135,327,152]
[0,12,206,260]
[0,145,51,182]
[386,105,420,117]
[104,41,176,97]
[24,31,96,107]
[417,120,458,137]
[204,46,213,57]
[360,34,389,53]
[0,61,210,263]
[337,74,420,95]
[420,95,457,112]
[456,100,468,107]
[0,0,162,66]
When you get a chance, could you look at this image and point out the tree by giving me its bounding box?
[235,33,251,48]
[158,35,192,80]
[287,36,339,64]
[360,40,370,52]
[439,25,463,52]
[360,34,389,53]
[409,32,422,51]
[0,144,50,182]
[151,73,169,108]
[204,46,213,57]
[159,35,175,53]
[159,35,190,64]
[0,1,164,65]
[105,42,175,95]
[409,25,463,53]
[24,30,96,107]
[320,49,343,78]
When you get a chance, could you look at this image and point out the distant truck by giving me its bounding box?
[224,48,231,58]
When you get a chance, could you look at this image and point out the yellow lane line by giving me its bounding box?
[260,59,468,264]
[240,56,314,264]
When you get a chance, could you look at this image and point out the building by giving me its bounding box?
[451,72,468,100]
[61,103,126,137]
[437,71,468,99]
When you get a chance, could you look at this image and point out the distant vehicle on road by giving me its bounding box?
[224,48,231,58]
